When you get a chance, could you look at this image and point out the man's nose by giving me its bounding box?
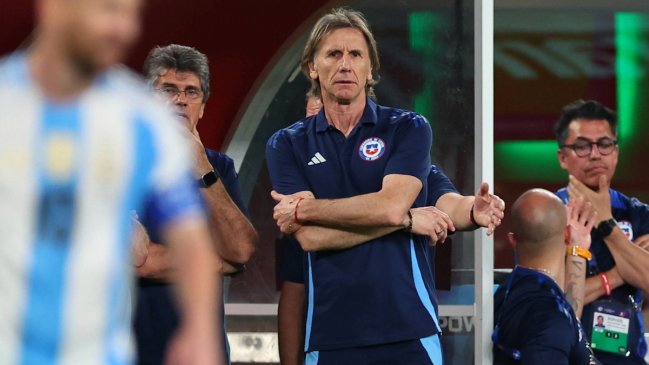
[339,53,351,71]
[174,91,188,105]
[589,144,602,159]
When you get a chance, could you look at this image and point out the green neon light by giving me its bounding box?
[615,12,648,145]
[409,12,436,54]
[497,13,648,182]
[409,12,442,120]
[495,140,566,182]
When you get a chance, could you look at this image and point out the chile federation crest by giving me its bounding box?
[359,137,386,162]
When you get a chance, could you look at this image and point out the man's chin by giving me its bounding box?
[331,93,363,105]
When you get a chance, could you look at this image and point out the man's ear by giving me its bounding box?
[507,232,517,250]
[367,68,373,81]
[198,103,205,120]
[309,62,318,80]
[558,149,568,170]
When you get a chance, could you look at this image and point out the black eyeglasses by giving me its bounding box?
[154,86,203,102]
[560,138,617,157]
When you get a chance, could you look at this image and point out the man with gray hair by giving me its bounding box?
[267,7,501,364]
[133,44,258,364]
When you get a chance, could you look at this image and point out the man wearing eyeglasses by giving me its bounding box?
[555,100,649,365]
[133,44,258,365]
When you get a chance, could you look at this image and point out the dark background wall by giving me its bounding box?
[0,0,334,150]
[3,0,648,279]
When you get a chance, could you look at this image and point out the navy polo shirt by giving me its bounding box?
[277,164,459,286]
[427,164,459,206]
[493,267,591,365]
[267,98,437,351]
[556,187,649,365]
[134,149,248,365]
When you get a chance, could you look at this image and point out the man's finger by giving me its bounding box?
[477,182,490,197]
[571,197,584,219]
[487,223,495,236]
[636,240,649,250]
[280,223,291,234]
[493,198,506,218]
[585,210,598,231]
[569,175,592,196]
[634,234,649,250]
[294,190,315,199]
[569,175,581,189]
[599,174,609,192]
[487,198,505,221]
[270,190,284,202]
[441,212,455,232]
[567,184,582,201]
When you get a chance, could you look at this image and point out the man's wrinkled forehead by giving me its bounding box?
[315,26,368,51]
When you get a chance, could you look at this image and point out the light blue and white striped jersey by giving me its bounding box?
[0,53,205,365]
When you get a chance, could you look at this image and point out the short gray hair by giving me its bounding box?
[301,8,380,100]
[144,44,211,103]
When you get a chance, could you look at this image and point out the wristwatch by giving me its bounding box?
[198,170,219,188]
[566,245,592,261]
[596,218,617,238]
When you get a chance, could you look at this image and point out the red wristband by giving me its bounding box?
[469,204,478,226]
[599,272,611,296]
[294,198,305,225]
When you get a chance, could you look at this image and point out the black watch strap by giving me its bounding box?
[596,218,617,238]
[198,170,219,188]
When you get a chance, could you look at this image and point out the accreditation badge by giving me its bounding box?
[590,306,631,356]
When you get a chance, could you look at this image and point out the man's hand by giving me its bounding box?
[471,182,505,235]
[568,174,613,222]
[564,196,597,318]
[131,216,150,268]
[566,196,598,250]
[184,128,212,176]
[410,206,455,244]
[635,234,649,251]
[271,190,315,234]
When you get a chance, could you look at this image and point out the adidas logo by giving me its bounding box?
[307,152,327,166]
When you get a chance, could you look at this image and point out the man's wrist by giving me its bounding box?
[194,152,213,176]
[605,268,623,289]
[469,203,480,228]
[566,245,592,261]
[294,198,305,225]
[599,272,612,296]
[404,210,413,232]
[198,169,220,188]
[596,218,617,238]
[597,213,614,224]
